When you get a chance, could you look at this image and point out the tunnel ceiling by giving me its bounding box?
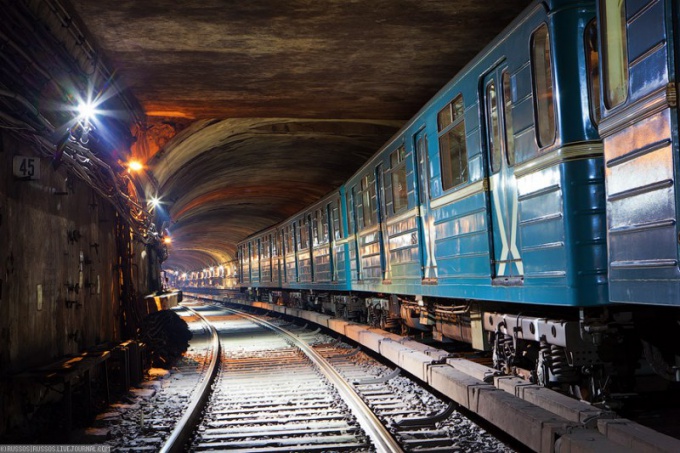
[65,0,532,272]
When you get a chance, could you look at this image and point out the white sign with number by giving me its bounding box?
[13,156,40,180]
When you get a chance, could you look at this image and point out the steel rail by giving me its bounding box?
[222,306,405,453]
[159,305,221,453]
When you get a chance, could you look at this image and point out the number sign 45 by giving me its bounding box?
[13,156,40,180]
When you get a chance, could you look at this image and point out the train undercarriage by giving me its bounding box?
[249,287,680,407]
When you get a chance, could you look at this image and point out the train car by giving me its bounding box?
[239,189,356,311]
[597,0,679,305]
[232,0,680,400]
[341,0,607,357]
[246,225,282,292]
[290,189,351,292]
[236,0,607,389]
[593,0,680,384]
[295,189,355,314]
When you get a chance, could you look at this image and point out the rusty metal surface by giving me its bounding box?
[65,0,532,271]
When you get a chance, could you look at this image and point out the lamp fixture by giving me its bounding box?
[77,100,98,122]
[128,160,144,172]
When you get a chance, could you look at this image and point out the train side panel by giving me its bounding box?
[239,0,607,309]
[299,191,351,292]
[249,226,283,291]
[598,0,680,305]
[416,1,607,306]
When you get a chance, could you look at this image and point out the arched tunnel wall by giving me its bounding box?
[0,132,159,435]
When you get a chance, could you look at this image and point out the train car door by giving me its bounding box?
[413,129,438,282]
[326,203,336,281]
[349,187,362,280]
[482,66,524,283]
[375,163,390,281]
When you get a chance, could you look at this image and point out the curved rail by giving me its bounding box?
[159,305,221,453]
[224,306,404,453]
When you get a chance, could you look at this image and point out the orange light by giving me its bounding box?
[128,160,144,172]
[163,237,172,245]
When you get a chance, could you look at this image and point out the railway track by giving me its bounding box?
[156,300,511,452]
[193,313,377,451]
[182,293,680,453]
[91,304,220,452]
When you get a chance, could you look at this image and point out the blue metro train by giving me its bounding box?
[234,0,679,401]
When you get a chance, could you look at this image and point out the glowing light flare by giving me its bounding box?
[163,236,172,245]
[128,160,144,172]
[77,100,99,122]
[149,197,161,208]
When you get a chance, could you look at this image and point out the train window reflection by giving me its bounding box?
[585,20,601,124]
[312,211,320,246]
[486,80,501,173]
[531,24,556,148]
[320,208,329,244]
[332,199,343,240]
[299,218,309,250]
[439,95,468,191]
[601,0,628,109]
[502,70,515,166]
[390,146,408,213]
[361,175,376,228]
[285,225,294,254]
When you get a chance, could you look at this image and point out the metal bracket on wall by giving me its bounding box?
[67,229,81,243]
[65,299,81,309]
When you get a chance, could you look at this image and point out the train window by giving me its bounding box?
[330,201,338,240]
[322,208,329,243]
[437,106,452,130]
[415,132,431,202]
[299,218,309,250]
[317,208,328,245]
[585,20,601,124]
[318,211,323,244]
[312,211,320,246]
[336,198,344,239]
[262,235,270,260]
[531,24,556,148]
[361,175,375,227]
[600,0,628,109]
[348,188,357,233]
[502,70,515,166]
[285,225,294,254]
[390,146,408,213]
[438,95,468,191]
[486,80,501,173]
